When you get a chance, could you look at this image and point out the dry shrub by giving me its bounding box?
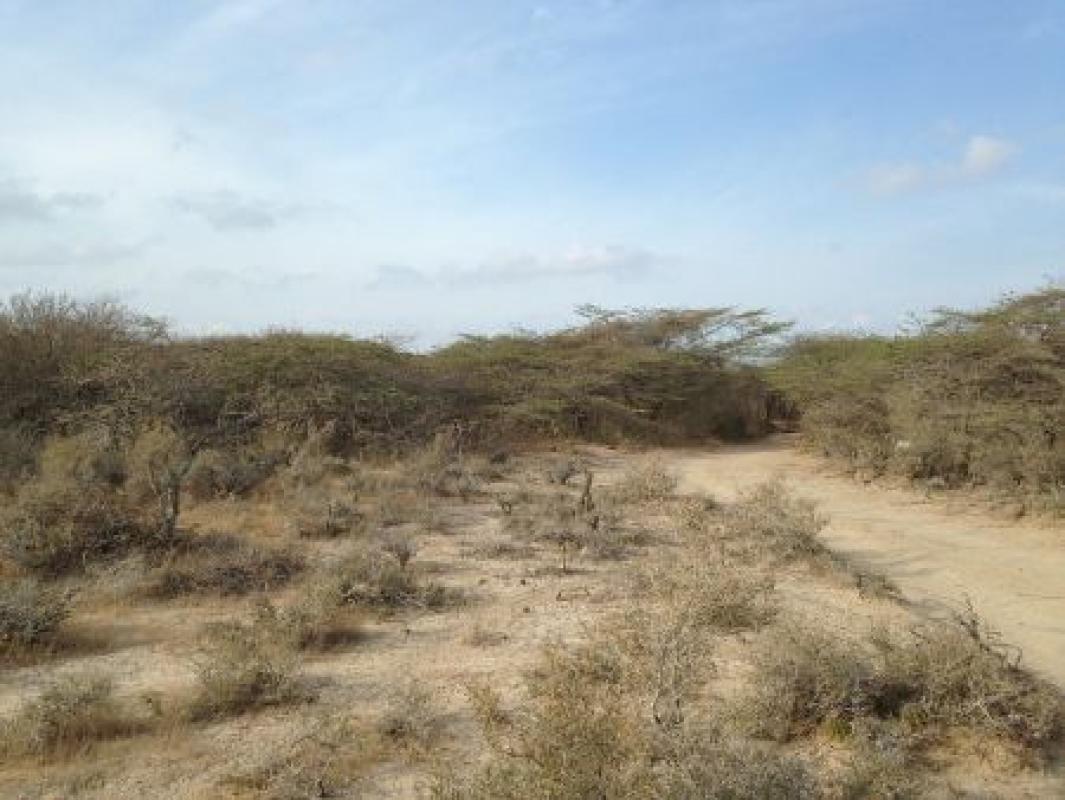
[669,560,777,633]
[833,732,922,800]
[280,427,353,490]
[463,623,509,647]
[36,430,127,488]
[657,737,819,800]
[674,494,720,533]
[462,537,538,561]
[139,533,302,599]
[0,430,202,576]
[1,475,149,576]
[257,589,364,651]
[879,614,1064,754]
[733,623,871,742]
[0,674,148,760]
[436,639,817,800]
[0,424,37,489]
[735,614,1064,757]
[184,447,283,500]
[378,680,445,749]
[380,531,417,568]
[0,578,69,654]
[719,481,826,562]
[502,480,645,566]
[439,642,656,800]
[186,612,308,721]
[402,429,479,498]
[607,460,679,504]
[220,714,381,799]
[367,485,425,528]
[327,543,457,610]
[286,491,363,539]
[544,455,582,485]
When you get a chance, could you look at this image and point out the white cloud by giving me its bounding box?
[0,179,103,224]
[863,163,927,196]
[172,191,293,232]
[960,135,1016,176]
[366,244,666,290]
[0,238,150,269]
[863,133,1018,196]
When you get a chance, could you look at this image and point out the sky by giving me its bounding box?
[0,0,1063,344]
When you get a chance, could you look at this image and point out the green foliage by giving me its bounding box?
[0,296,785,491]
[431,306,786,443]
[772,287,1065,507]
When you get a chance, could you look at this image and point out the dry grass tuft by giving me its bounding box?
[219,714,383,799]
[378,680,446,750]
[606,460,679,504]
[286,491,363,539]
[0,674,149,760]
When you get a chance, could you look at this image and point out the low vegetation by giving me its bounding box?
[1,289,1063,798]
[185,613,308,721]
[0,675,149,760]
[0,577,69,654]
[138,533,302,599]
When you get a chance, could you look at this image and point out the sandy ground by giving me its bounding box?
[3,443,1064,798]
[675,436,1065,689]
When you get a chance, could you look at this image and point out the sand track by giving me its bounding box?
[675,436,1065,688]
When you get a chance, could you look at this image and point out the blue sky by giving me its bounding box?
[1,0,1063,343]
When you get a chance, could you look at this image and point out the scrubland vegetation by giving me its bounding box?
[1,290,1064,797]
[772,286,1065,512]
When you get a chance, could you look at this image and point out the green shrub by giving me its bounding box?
[772,287,1065,508]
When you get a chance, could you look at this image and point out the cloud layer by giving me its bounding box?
[864,134,1018,196]
[0,1,1061,341]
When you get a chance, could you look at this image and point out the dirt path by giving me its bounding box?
[674,437,1065,689]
